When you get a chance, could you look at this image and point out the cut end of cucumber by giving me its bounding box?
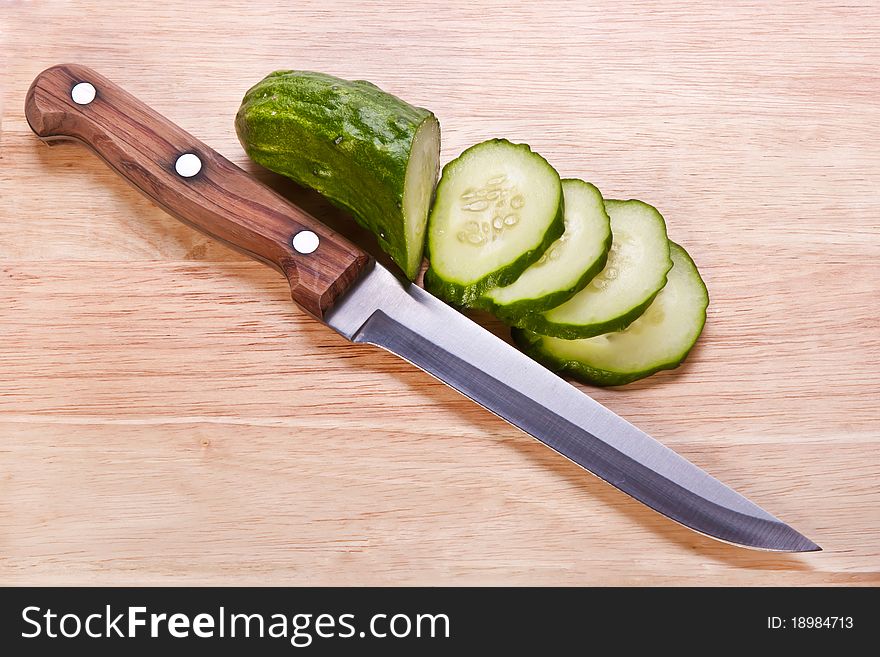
[402,116,441,279]
[426,139,564,305]
[516,242,708,386]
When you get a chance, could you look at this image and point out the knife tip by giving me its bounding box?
[776,529,821,553]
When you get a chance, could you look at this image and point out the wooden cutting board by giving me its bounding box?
[1,1,878,585]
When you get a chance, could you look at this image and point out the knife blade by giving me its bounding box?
[328,264,819,551]
[25,64,819,551]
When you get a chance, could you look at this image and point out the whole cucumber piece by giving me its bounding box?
[236,71,441,280]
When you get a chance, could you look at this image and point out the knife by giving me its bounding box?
[25,64,819,552]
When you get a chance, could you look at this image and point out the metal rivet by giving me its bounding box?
[174,153,202,178]
[292,230,320,254]
[71,82,96,105]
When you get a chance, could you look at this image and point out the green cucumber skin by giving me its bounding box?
[474,233,611,321]
[518,199,673,339]
[513,243,709,386]
[235,70,438,280]
[512,328,654,386]
[513,279,664,338]
[424,140,564,307]
[472,180,612,320]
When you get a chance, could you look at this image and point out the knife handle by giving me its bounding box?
[24,64,371,319]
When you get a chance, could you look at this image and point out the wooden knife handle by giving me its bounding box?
[25,64,371,319]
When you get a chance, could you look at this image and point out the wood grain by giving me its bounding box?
[1,0,879,585]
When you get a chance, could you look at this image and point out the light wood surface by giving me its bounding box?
[1,1,878,585]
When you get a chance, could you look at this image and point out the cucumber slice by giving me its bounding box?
[476,179,612,320]
[424,139,564,306]
[520,199,672,338]
[236,71,441,280]
[514,242,708,386]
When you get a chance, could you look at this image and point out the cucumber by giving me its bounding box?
[514,242,708,386]
[475,179,611,320]
[236,70,441,280]
[519,199,672,338]
[424,139,564,306]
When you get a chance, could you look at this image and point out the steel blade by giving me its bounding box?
[325,264,819,552]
